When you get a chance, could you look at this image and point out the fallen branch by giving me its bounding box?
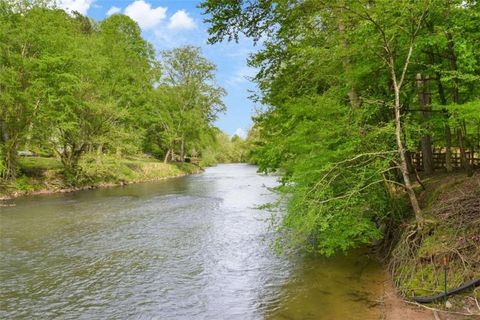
[403,299,479,316]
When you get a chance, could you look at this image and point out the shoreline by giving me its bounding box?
[0,161,203,202]
[381,276,477,320]
[380,276,469,320]
[384,172,480,318]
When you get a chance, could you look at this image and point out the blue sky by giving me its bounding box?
[57,0,260,138]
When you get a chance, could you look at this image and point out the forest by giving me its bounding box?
[0,0,247,192]
[202,0,480,307]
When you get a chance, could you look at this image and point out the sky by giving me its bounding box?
[57,0,261,139]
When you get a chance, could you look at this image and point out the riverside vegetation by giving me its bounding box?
[1,0,479,317]
[201,0,480,315]
[0,1,247,199]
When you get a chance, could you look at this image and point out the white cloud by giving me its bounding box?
[124,0,167,30]
[233,128,247,139]
[153,12,202,49]
[57,0,94,15]
[106,6,121,16]
[168,10,196,30]
[227,66,256,86]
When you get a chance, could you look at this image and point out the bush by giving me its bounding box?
[14,175,34,192]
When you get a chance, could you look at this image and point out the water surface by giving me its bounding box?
[1,164,385,319]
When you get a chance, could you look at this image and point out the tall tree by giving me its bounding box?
[0,4,68,179]
[199,0,480,253]
[98,14,160,155]
[157,46,226,162]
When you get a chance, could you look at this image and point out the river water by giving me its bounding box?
[1,164,386,319]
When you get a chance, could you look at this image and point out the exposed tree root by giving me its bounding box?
[386,173,480,314]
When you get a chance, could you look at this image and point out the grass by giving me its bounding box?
[80,154,200,184]
[19,157,63,173]
[0,154,202,199]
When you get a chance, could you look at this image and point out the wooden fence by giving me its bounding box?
[411,149,480,171]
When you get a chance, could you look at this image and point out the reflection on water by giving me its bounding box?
[0,164,386,319]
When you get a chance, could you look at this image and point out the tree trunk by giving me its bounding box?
[180,138,185,162]
[416,73,434,175]
[446,31,459,104]
[2,141,18,180]
[23,99,40,153]
[477,120,480,151]
[96,145,103,165]
[59,143,86,184]
[445,125,453,172]
[457,127,473,177]
[394,86,423,226]
[60,151,78,179]
[164,149,171,163]
[338,15,360,110]
[429,54,453,172]
[0,119,18,180]
[445,0,459,104]
[421,136,434,174]
[405,150,414,174]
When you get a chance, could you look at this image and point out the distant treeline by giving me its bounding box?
[0,1,240,184]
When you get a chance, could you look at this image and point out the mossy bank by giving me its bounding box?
[388,173,480,316]
[0,155,202,201]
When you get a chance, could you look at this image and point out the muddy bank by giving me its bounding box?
[381,276,476,320]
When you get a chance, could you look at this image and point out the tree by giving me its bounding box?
[0,1,232,188]
[34,12,118,179]
[156,46,226,162]
[98,14,160,155]
[0,3,69,179]
[200,0,479,254]
[342,0,430,226]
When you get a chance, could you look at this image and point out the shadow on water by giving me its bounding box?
[266,250,387,320]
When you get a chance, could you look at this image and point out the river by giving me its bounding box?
[0,164,387,319]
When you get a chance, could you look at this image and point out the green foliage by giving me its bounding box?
[0,150,4,177]
[79,154,200,184]
[143,46,226,163]
[202,0,480,256]
[14,175,33,192]
[199,130,249,167]
[0,2,227,187]
[18,156,62,172]
[255,94,397,255]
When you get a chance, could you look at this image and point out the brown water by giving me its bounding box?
[0,164,386,319]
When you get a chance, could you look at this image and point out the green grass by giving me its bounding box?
[18,157,63,172]
[79,154,201,184]
[1,154,202,198]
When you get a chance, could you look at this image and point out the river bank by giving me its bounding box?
[380,274,477,320]
[0,155,202,201]
[1,164,477,318]
[388,172,480,318]
[0,164,428,319]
